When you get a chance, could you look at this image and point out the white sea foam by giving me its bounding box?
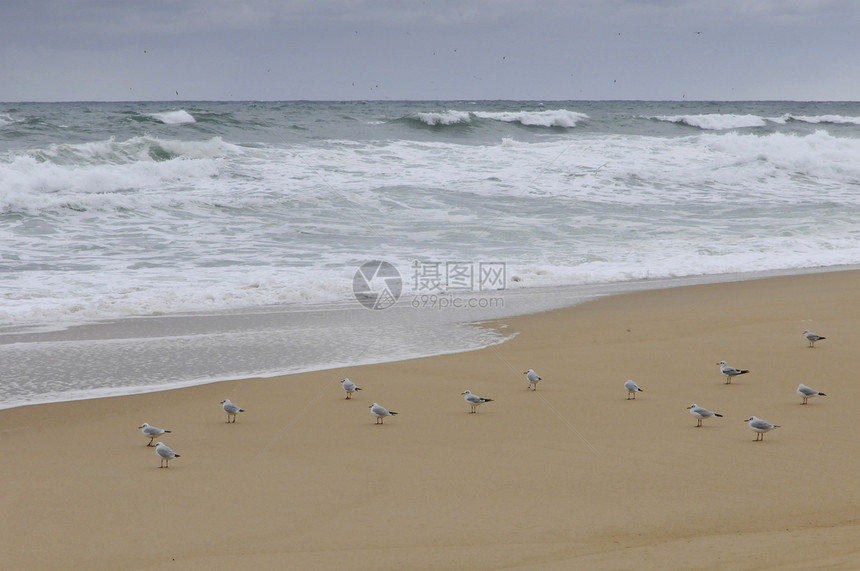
[3,126,860,328]
[652,112,860,130]
[411,109,588,128]
[3,101,860,407]
[652,113,769,130]
[0,113,18,128]
[414,110,472,125]
[787,114,860,125]
[148,110,196,124]
[475,109,588,127]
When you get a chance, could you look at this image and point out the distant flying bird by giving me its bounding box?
[341,378,362,399]
[221,399,244,423]
[744,416,780,441]
[687,404,722,427]
[523,369,541,390]
[803,330,825,348]
[139,422,171,447]
[155,442,180,468]
[717,361,749,384]
[624,379,643,399]
[462,390,493,413]
[797,383,826,404]
[369,402,397,424]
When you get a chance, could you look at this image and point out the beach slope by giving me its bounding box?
[2,271,860,569]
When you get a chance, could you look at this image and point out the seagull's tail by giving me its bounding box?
[164,429,172,433]
[483,398,494,403]
[174,453,181,457]
[239,409,245,412]
[819,392,827,396]
[355,387,362,391]
[739,370,750,375]
[714,413,723,417]
[390,411,398,415]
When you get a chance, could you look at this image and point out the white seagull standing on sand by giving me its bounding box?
[155,441,180,468]
[462,390,493,413]
[624,379,643,400]
[797,383,826,405]
[687,404,723,427]
[139,422,171,447]
[717,360,749,384]
[744,416,780,441]
[341,378,362,399]
[221,399,244,423]
[369,402,397,424]
[523,369,541,390]
[804,330,826,348]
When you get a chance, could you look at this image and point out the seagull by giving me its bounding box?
[139,422,171,447]
[523,369,541,390]
[687,404,723,427]
[369,402,397,424]
[797,383,826,404]
[624,379,643,399]
[155,442,180,468]
[717,361,749,384]
[341,378,362,400]
[462,390,493,413]
[804,330,825,348]
[744,416,780,441]
[221,399,244,423]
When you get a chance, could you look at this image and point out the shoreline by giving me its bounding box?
[3,268,860,568]
[3,263,859,412]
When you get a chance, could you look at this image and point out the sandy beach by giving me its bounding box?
[2,270,860,570]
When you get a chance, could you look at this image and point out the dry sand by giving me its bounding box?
[2,270,860,569]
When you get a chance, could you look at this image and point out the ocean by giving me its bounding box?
[1,100,859,409]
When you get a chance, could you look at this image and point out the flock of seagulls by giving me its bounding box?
[141,328,830,466]
[140,397,246,467]
[628,330,828,440]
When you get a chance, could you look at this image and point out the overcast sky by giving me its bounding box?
[1,0,858,102]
